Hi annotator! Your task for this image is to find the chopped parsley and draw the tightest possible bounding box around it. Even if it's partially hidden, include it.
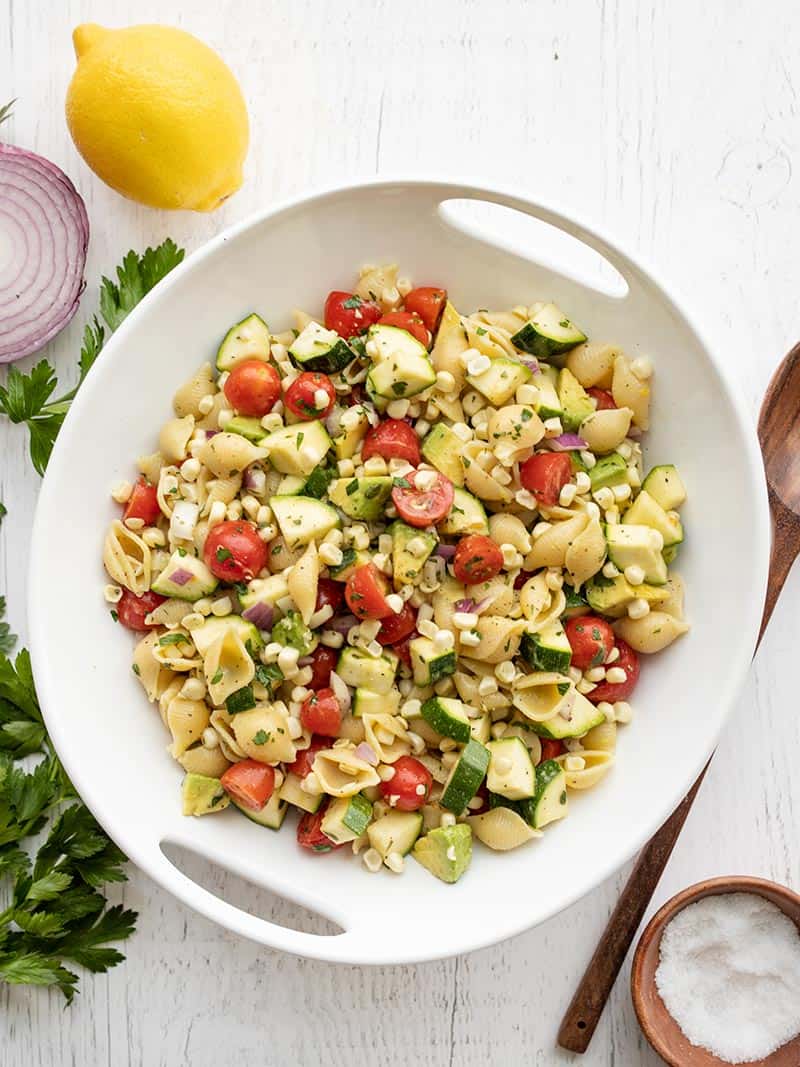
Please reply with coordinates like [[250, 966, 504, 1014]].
[[342, 295, 363, 309], [211, 668, 224, 685], [252, 729, 269, 745], [110, 610, 118, 623], [132, 663, 141, 676], [296, 432, 304, 449], [158, 633, 187, 647], [346, 479, 359, 496], [215, 546, 233, 563], [391, 381, 408, 396]]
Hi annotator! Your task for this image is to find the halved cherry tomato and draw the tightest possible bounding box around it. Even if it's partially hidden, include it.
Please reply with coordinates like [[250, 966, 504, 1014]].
[[404, 287, 447, 335], [220, 759, 275, 811], [287, 737, 328, 779], [377, 602, 417, 645], [203, 520, 267, 582], [587, 639, 640, 704], [284, 371, 336, 420], [361, 419, 421, 465], [345, 562, 393, 620], [299, 687, 342, 736], [324, 291, 382, 338], [223, 359, 281, 417], [379, 755, 432, 812], [587, 387, 617, 411], [297, 803, 343, 852], [391, 470, 455, 528], [116, 589, 166, 632], [519, 452, 573, 507], [539, 739, 565, 762], [392, 631, 418, 669], [453, 534, 504, 584], [306, 646, 338, 690], [123, 479, 161, 526], [377, 311, 430, 347], [565, 615, 616, 670], [315, 577, 344, 614]]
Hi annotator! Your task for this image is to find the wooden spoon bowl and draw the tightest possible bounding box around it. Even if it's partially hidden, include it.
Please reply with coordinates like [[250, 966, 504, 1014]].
[[631, 876, 800, 1066]]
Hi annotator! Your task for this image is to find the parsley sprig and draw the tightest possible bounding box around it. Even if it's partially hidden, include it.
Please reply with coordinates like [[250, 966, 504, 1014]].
[[0, 645, 136, 1001], [0, 239, 184, 475]]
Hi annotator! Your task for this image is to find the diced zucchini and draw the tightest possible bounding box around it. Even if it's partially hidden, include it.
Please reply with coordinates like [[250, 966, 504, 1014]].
[[336, 647, 398, 693], [466, 356, 532, 406], [532, 365, 563, 420], [624, 490, 683, 548], [289, 321, 355, 374], [328, 477, 393, 521], [367, 322, 429, 363], [469, 712, 492, 745], [585, 573, 669, 617], [511, 303, 587, 360], [232, 790, 287, 830], [439, 487, 489, 536], [216, 313, 270, 371], [641, 464, 686, 511], [421, 423, 465, 487], [486, 737, 535, 800], [390, 520, 436, 588], [520, 621, 572, 673], [182, 773, 229, 816], [353, 687, 401, 717], [563, 584, 589, 618], [239, 574, 290, 617], [440, 739, 491, 813], [367, 351, 437, 400], [367, 811, 423, 858], [410, 637, 456, 686], [526, 691, 605, 740], [190, 614, 264, 657], [226, 415, 266, 442], [412, 824, 472, 884], [321, 794, 373, 844], [151, 551, 219, 601], [269, 494, 340, 549], [420, 696, 471, 743], [276, 474, 306, 495], [589, 452, 628, 491], [527, 759, 568, 829], [605, 524, 668, 585], [328, 547, 371, 581], [334, 407, 370, 460], [260, 420, 332, 476], [557, 367, 594, 431], [279, 772, 322, 814]]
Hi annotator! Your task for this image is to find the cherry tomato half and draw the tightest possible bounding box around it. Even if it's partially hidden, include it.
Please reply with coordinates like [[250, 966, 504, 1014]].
[[586, 639, 640, 705], [116, 589, 166, 632], [299, 687, 342, 737], [391, 470, 455, 528], [203, 520, 268, 582], [377, 602, 417, 645], [223, 359, 281, 417], [539, 739, 565, 762], [306, 646, 338, 691], [315, 577, 344, 615], [379, 755, 433, 812], [297, 804, 343, 852], [324, 291, 382, 338], [284, 372, 336, 420], [123, 479, 161, 526], [519, 452, 573, 507], [287, 737, 328, 779], [392, 631, 418, 669], [361, 419, 421, 465], [587, 387, 617, 411], [404, 287, 447, 336], [345, 562, 393, 620], [220, 759, 275, 811], [565, 615, 616, 671], [453, 534, 504, 584], [377, 311, 430, 347]]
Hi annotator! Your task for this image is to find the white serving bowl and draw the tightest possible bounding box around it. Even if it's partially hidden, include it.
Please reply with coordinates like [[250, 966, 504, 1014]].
[[28, 179, 769, 964]]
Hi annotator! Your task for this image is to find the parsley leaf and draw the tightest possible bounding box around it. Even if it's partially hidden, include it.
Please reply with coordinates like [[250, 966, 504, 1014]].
[[0, 240, 184, 476], [0, 99, 15, 126]]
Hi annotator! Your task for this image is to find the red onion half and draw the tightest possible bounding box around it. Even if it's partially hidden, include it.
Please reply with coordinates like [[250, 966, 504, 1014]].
[[547, 433, 588, 452], [0, 142, 89, 362]]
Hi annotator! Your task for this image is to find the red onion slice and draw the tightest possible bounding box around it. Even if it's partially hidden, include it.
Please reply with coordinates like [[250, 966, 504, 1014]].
[[330, 613, 359, 635], [242, 602, 274, 631], [168, 568, 195, 587], [0, 143, 89, 362], [547, 433, 588, 452], [454, 598, 475, 613], [354, 742, 378, 766], [435, 544, 456, 559], [522, 358, 540, 373]]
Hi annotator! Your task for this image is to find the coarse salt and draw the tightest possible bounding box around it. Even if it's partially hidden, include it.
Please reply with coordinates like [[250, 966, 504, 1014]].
[[655, 892, 800, 1063]]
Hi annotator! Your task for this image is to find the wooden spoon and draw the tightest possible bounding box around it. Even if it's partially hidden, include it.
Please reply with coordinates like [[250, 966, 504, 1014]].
[[557, 342, 800, 1054]]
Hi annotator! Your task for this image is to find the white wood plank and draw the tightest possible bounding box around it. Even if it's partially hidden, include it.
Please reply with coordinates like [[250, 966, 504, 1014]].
[[1, 0, 797, 1063]]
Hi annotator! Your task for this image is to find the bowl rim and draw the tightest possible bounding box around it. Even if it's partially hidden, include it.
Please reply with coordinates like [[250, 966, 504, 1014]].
[[631, 876, 800, 1065], [27, 176, 772, 963]]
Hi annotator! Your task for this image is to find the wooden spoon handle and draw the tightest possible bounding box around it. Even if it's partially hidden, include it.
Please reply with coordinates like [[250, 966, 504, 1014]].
[[557, 494, 799, 1054]]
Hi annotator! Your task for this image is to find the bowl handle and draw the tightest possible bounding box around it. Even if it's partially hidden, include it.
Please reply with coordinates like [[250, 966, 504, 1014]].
[[140, 832, 386, 962]]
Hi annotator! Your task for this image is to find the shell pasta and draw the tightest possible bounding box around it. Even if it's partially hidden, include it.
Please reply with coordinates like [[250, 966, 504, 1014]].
[[104, 267, 688, 884]]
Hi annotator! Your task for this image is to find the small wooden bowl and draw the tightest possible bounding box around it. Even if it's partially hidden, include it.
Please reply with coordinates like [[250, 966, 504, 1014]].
[[631, 876, 800, 1066]]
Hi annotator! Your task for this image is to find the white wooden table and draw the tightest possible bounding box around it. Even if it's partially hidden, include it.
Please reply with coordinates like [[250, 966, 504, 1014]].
[[3, 1, 799, 1063]]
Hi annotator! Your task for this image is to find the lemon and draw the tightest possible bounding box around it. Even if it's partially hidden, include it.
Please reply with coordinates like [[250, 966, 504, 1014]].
[[66, 24, 249, 212]]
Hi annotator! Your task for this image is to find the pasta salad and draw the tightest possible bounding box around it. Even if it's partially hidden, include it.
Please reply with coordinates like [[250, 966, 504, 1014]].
[[102, 264, 689, 884]]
